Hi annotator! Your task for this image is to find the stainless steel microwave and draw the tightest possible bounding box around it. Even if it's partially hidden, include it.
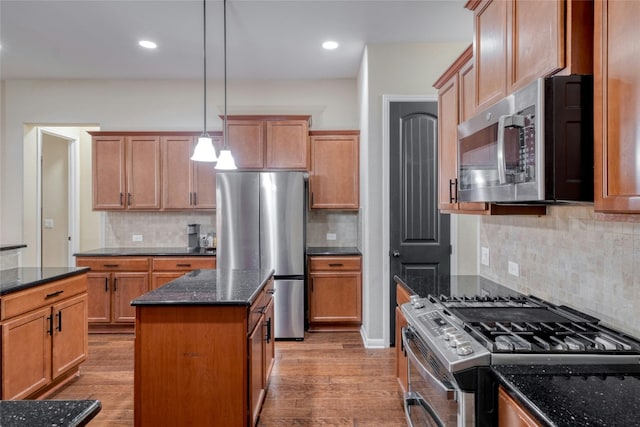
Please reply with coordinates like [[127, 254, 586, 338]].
[[457, 75, 593, 203]]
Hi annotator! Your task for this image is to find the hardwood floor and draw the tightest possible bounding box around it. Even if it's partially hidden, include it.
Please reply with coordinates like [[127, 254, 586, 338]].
[[50, 332, 407, 426]]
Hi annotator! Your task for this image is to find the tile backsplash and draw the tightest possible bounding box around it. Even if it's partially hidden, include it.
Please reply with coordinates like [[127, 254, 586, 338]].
[[104, 209, 360, 249], [479, 205, 640, 338]]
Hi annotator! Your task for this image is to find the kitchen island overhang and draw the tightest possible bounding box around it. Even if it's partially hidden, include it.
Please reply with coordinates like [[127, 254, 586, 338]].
[[131, 268, 275, 427]]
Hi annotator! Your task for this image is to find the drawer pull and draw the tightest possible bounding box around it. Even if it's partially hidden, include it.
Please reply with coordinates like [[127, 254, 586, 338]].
[[329, 263, 343, 267], [176, 263, 192, 267], [47, 314, 54, 336], [266, 289, 276, 295], [105, 278, 109, 292], [255, 306, 267, 315], [56, 311, 62, 332], [45, 290, 64, 299], [103, 264, 120, 268]]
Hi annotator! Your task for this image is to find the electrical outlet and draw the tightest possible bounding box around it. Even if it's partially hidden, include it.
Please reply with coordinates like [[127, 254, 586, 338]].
[[508, 261, 519, 277], [326, 233, 337, 241], [132, 234, 143, 242], [44, 218, 54, 229], [481, 247, 490, 266]]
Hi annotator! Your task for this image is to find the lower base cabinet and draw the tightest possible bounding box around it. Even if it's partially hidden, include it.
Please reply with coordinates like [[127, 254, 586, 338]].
[[134, 278, 274, 426], [498, 386, 543, 427], [395, 283, 412, 392], [1, 274, 88, 400]]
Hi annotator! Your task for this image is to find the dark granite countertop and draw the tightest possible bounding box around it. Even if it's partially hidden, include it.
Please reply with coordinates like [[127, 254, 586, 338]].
[[74, 247, 215, 257], [394, 274, 521, 299], [493, 364, 640, 427], [0, 244, 27, 252], [0, 399, 101, 427], [0, 267, 90, 296], [307, 246, 361, 256], [131, 268, 274, 306]]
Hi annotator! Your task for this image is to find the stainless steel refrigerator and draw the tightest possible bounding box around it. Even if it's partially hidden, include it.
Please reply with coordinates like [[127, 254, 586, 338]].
[[216, 171, 306, 339]]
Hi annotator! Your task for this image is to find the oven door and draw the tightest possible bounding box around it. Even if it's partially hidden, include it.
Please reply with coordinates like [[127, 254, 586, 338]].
[[402, 326, 460, 427]]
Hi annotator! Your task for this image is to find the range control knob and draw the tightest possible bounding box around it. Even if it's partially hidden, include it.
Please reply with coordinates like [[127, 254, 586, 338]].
[[456, 343, 474, 356], [448, 333, 464, 347], [410, 295, 425, 309], [442, 327, 457, 340]]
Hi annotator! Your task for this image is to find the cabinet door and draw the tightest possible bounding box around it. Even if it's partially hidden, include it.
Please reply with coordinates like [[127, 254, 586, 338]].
[[126, 136, 161, 209], [498, 386, 542, 427], [594, 0, 640, 212], [474, 0, 508, 111], [113, 272, 149, 323], [162, 135, 193, 210], [263, 297, 275, 384], [248, 317, 265, 427], [226, 120, 265, 169], [310, 134, 359, 209], [437, 74, 460, 211], [92, 136, 126, 210], [508, 0, 563, 92], [1, 307, 52, 400], [459, 58, 476, 123], [191, 135, 220, 209], [86, 272, 112, 324], [266, 120, 309, 169], [51, 294, 88, 379], [308, 271, 362, 324], [395, 306, 408, 393]]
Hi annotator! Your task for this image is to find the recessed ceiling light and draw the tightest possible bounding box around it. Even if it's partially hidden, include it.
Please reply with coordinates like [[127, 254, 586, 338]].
[[322, 41, 339, 50], [139, 40, 157, 49]]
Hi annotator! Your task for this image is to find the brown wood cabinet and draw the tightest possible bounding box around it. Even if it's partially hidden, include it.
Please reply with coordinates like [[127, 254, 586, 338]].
[[224, 115, 311, 170], [1, 274, 88, 400], [134, 277, 274, 426], [308, 255, 362, 332], [76, 257, 150, 333], [498, 386, 543, 427], [467, 0, 593, 112], [90, 133, 161, 210], [150, 256, 216, 289], [395, 283, 412, 393], [309, 131, 360, 210], [594, 0, 640, 213], [162, 135, 219, 210]]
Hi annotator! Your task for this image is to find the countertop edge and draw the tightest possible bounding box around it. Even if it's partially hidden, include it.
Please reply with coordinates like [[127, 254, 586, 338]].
[[0, 267, 90, 296], [0, 244, 27, 252], [491, 368, 554, 427], [306, 246, 362, 256]]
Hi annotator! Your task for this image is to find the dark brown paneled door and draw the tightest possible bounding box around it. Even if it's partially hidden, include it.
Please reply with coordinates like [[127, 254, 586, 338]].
[[389, 101, 450, 346]]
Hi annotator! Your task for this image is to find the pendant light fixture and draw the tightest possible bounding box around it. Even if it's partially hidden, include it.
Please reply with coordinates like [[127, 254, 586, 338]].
[[191, 0, 218, 162], [215, 0, 237, 170]]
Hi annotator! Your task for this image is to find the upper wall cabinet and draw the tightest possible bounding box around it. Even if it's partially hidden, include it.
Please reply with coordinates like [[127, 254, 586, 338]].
[[466, 0, 593, 112], [91, 133, 161, 210], [309, 131, 360, 210], [224, 115, 311, 170], [594, 0, 640, 213]]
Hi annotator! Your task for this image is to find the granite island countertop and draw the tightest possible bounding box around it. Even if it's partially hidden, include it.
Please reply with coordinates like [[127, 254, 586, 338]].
[[0, 399, 101, 427], [0, 267, 90, 296], [74, 247, 215, 257], [394, 274, 521, 299], [492, 364, 640, 427], [131, 268, 274, 306]]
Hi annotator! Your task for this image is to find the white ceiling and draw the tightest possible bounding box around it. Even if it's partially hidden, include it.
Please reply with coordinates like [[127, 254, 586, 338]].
[[0, 0, 473, 80]]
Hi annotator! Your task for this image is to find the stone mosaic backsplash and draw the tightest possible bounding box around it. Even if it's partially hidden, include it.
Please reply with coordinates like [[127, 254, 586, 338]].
[[479, 205, 640, 338], [104, 209, 360, 249], [0, 249, 21, 271]]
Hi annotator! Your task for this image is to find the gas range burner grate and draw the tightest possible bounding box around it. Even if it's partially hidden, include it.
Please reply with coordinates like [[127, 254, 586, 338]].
[[466, 320, 640, 354], [434, 294, 538, 308]]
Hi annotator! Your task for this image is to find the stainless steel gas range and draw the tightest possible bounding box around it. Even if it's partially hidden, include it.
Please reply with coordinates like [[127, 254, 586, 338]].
[[401, 293, 640, 426]]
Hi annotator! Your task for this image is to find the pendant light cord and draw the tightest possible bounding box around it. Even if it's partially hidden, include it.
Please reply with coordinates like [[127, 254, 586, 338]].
[[223, 0, 228, 149], [202, 0, 208, 137]]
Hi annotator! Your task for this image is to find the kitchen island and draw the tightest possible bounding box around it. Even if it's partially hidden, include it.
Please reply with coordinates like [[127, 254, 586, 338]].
[[0, 399, 101, 427], [131, 268, 275, 427]]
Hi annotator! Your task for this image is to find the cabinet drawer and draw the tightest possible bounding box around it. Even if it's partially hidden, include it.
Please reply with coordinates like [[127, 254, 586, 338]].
[[76, 257, 150, 272], [1, 274, 87, 321], [248, 293, 267, 334], [309, 256, 361, 271], [152, 257, 216, 271]]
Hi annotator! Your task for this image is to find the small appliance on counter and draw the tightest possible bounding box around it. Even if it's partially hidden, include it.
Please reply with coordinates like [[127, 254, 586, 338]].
[[187, 224, 201, 251]]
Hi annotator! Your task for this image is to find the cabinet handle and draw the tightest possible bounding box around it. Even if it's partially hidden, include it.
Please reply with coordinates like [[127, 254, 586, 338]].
[[127, 193, 132, 206], [114, 278, 118, 292], [454, 178, 458, 203], [266, 288, 276, 295], [449, 179, 455, 204], [105, 278, 109, 292], [176, 263, 192, 267], [103, 264, 120, 268], [47, 314, 53, 336], [189, 192, 193, 206], [56, 311, 62, 332], [193, 192, 197, 206], [265, 317, 272, 344], [120, 193, 124, 206], [45, 290, 64, 299], [328, 263, 343, 267]]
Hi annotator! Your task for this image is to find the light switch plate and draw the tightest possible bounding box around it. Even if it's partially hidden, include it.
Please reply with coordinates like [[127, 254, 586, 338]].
[[508, 261, 519, 277], [481, 247, 490, 266], [326, 233, 337, 241], [132, 234, 143, 242], [44, 218, 54, 229]]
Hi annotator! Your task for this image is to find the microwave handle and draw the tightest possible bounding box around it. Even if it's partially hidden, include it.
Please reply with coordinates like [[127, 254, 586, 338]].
[[496, 114, 509, 184]]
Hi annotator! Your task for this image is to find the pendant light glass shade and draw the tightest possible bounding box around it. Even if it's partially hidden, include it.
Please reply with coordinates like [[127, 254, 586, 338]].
[[214, 0, 237, 170], [215, 148, 237, 169], [190, 135, 218, 162]]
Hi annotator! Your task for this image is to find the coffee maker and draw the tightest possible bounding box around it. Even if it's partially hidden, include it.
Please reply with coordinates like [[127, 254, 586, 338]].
[[187, 224, 201, 251]]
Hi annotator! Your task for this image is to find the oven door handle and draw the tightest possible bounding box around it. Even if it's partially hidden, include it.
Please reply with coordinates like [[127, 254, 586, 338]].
[[402, 326, 456, 400], [404, 391, 445, 427]]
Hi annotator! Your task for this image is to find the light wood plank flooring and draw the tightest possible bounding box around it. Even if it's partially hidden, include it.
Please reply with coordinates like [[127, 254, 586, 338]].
[[50, 332, 407, 426]]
